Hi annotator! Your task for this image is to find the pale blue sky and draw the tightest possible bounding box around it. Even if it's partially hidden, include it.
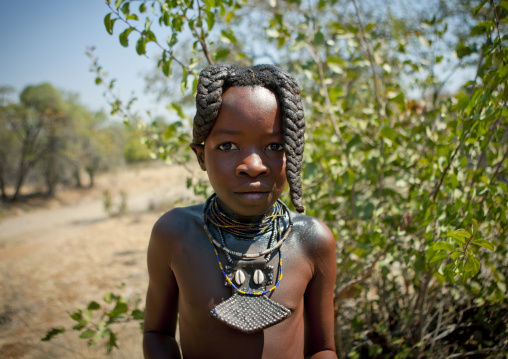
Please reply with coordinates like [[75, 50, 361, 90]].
[[0, 0, 474, 118], [0, 0, 163, 117]]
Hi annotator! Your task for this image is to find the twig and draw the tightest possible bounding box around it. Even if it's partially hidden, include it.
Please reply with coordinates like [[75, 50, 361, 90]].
[[191, 1, 214, 65], [431, 141, 462, 202], [351, 0, 386, 199], [254, 5, 376, 147], [446, 348, 494, 358], [106, 4, 197, 77], [429, 304, 443, 352], [335, 246, 388, 298], [490, 0, 506, 66], [491, 137, 508, 183]]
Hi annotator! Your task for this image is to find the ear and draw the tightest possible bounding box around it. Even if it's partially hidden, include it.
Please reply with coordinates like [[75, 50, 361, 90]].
[[190, 143, 206, 171]]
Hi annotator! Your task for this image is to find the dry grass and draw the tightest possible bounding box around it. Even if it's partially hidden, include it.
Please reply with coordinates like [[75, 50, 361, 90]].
[[0, 162, 201, 358]]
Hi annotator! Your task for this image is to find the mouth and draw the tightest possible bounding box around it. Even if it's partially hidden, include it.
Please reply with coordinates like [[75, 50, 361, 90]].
[[234, 192, 270, 201], [234, 185, 271, 201]]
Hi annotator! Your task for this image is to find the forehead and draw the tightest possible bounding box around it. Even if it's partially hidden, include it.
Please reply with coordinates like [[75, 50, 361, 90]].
[[204, 86, 282, 138], [221, 86, 279, 115]]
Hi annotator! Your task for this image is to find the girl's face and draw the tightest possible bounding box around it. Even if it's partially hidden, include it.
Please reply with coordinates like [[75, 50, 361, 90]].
[[194, 86, 287, 220]]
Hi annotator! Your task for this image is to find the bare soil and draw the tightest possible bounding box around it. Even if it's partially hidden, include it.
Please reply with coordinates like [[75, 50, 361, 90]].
[[0, 163, 200, 359]]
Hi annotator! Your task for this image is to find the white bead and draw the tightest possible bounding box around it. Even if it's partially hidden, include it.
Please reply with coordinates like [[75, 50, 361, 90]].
[[253, 269, 265, 285], [234, 270, 246, 285]]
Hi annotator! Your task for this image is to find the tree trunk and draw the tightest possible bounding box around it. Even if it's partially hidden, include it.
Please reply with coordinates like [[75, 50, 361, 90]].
[[73, 165, 82, 188], [86, 167, 95, 188], [0, 157, 7, 201], [11, 158, 29, 202]]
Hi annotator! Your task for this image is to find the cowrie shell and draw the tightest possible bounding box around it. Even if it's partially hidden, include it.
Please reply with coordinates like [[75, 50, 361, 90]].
[[253, 269, 265, 285], [234, 270, 246, 285]]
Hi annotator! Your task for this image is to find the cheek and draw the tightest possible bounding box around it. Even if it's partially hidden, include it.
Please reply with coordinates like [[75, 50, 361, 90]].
[[276, 155, 288, 188]]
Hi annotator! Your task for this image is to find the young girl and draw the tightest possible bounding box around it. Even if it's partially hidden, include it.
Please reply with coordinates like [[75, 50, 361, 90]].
[[143, 64, 337, 359]]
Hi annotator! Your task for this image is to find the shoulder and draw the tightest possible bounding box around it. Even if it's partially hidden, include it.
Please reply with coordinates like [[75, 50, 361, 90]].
[[290, 212, 336, 258], [150, 203, 204, 248]]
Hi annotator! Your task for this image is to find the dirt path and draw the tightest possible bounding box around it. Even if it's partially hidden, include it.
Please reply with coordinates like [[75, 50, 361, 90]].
[[0, 163, 199, 359]]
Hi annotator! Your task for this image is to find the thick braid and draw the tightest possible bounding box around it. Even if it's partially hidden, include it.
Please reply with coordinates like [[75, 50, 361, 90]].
[[192, 64, 306, 213], [252, 65, 305, 213], [193, 64, 238, 144]]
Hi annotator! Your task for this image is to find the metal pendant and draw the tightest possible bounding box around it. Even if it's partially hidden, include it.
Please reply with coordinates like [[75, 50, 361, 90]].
[[210, 259, 291, 333], [210, 292, 291, 333]]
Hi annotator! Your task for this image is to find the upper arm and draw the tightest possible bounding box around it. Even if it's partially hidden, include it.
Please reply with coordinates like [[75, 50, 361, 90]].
[[303, 219, 337, 357], [144, 212, 180, 336]]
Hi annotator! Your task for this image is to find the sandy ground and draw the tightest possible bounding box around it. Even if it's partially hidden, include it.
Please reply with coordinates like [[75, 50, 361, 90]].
[[0, 163, 201, 359]]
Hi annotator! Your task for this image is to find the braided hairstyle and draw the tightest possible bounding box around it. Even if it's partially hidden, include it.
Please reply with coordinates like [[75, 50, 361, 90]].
[[192, 64, 306, 213]]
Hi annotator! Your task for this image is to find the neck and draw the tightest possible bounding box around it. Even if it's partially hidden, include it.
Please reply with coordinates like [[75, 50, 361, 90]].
[[216, 197, 274, 224]]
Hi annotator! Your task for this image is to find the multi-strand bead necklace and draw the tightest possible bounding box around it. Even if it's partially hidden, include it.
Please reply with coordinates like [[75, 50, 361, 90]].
[[202, 193, 293, 296]]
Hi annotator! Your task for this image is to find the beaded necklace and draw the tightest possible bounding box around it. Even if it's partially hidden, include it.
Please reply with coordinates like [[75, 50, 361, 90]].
[[207, 196, 286, 239], [202, 194, 293, 259], [202, 194, 293, 332]]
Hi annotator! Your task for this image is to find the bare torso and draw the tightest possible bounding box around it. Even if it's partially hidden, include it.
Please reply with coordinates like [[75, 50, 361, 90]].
[[144, 204, 336, 359]]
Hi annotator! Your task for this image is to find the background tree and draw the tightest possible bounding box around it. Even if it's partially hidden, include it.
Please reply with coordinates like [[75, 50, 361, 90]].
[[0, 84, 129, 201]]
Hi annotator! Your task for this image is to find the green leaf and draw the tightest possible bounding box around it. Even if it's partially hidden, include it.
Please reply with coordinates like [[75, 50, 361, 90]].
[[431, 242, 455, 252], [136, 36, 146, 55], [389, 93, 405, 108], [120, 2, 130, 16], [314, 32, 325, 47], [443, 263, 456, 283], [119, 28, 133, 47], [104, 292, 119, 303], [87, 301, 101, 310], [473, 0, 488, 14], [79, 329, 96, 339], [499, 1, 508, 11], [446, 229, 471, 245], [69, 311, 82, 321], [162, 59, 172, 77], [380, 126, 397, 141], [126, 14, 139, 20], [219, 29, 237, 44], [168, 33, 178, 47], [104, 13, 117, 35], [471, 218, 478, 234], [41, 328, 65, 341], [464, 256, 480, 276], [471, 20, 494, 36], [72, 320, 87, 330], [205, 9, 215, 30], [215, 48, 230, 61], [430, 251, 449, 264], [108, 301, 128, 318], [450, 252, 462, 260], [472, 239, 495, 252], [107, 331, 119, 354], [204, 0, 215, 10], [145, 16, 152, 32], [327, 55, 345, 74], [170, 103, 186, 118], [131, 309, 145, 320]]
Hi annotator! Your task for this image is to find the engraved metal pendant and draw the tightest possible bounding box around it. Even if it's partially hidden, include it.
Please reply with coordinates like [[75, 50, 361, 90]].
[[210, 259, 291, 333], [210, 293, 291, 333]]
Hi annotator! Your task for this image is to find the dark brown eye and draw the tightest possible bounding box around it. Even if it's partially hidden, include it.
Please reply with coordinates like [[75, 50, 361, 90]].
[[266, 143, 284, 152], [218, 143, 238, 151]]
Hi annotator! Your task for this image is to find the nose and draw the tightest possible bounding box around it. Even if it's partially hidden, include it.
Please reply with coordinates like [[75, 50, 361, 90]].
[[236, 151, 269, 178]]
